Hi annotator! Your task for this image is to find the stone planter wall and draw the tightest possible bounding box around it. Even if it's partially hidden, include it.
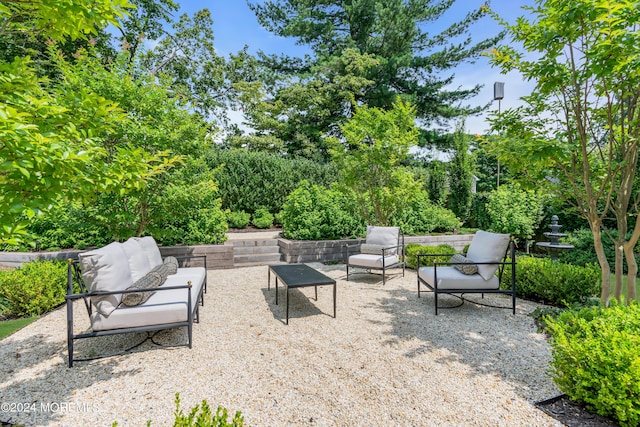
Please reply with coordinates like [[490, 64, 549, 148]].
[[278, 233, 474, 264], [0, 234, 474, 269]]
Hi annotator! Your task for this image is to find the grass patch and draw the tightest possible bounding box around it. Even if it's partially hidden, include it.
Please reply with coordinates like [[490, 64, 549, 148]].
[[609, 274, 639, 300], [0, 316, 39, 340]]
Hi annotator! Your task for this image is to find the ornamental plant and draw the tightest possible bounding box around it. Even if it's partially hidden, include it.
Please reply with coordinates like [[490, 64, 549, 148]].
[[500, 256, 600, 306], [545, 302, 640, 426], [0, 260, 67, 317]]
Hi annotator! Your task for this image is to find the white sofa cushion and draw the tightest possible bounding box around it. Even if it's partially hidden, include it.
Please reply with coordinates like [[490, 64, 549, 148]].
[[90, 267, 206, 331], [349, 253, 400, 269], [121, 238, 152, 282], [418, 266, 500, 290], [366, 226, 400, 255], [133, 236, 163, 268], [79, 242, 133, 317], [465, 230, 510, 280]]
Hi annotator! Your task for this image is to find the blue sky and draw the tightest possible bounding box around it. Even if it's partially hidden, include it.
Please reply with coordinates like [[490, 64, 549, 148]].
[[171, 1, 535, 134]]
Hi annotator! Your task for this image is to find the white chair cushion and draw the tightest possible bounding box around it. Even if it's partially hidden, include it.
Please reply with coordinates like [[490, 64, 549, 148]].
[[133, 236, 163, 268], [79, 242, 133, 317], [418, 266, 499, 290], [349, 253, 400, 269], [121, 238, 152, 282], [89, 267, 206, 331], [465, 230, 510, 280], [366, 226, 400, 255]]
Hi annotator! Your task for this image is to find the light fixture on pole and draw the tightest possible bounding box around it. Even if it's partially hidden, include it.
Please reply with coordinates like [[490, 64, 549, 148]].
[[493, 82, 504, 187]]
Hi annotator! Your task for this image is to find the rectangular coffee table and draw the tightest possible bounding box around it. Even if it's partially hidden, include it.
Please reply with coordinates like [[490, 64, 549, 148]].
[[268, 264, 336, 324]]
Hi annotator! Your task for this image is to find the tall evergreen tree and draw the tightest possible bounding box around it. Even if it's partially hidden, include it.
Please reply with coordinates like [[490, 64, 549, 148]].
[[246, 0, 501, 159]]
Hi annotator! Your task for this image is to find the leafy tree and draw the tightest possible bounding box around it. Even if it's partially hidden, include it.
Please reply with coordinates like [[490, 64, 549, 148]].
[[485, 183, 545, 243], [487, 0, 640, 302], [239, 48, 379, 160], [247, 0, 501, 157], [329, 99, 421, 225], [447, 124, 475, 222], [427, 161, 448, 206], [139, 8, 253, 128], [0, 0, 138, 245]]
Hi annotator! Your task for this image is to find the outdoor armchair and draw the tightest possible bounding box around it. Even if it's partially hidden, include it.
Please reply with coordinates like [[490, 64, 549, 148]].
[[346, 225, 405, 285], [417, 230, 516, 315]]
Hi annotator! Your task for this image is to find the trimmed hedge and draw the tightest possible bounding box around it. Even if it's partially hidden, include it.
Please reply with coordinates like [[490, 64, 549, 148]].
[[252, 208, 274, 229], [501, 256, 600, 306], [0, 260, 68, 317], [206, 149, 336, 214], [546, 302, 640, 426], [405, 243, 457, 270], [227, 211, 251, 229], [280, 181, 365, 240]]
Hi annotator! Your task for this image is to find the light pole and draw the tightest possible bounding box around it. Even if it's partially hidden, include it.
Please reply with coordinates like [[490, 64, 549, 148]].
[[493, 82, 504, 188]]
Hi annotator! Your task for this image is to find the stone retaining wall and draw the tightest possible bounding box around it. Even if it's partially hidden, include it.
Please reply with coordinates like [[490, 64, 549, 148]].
[[0, 234, 474, 269], [278, 233, 474, 264]]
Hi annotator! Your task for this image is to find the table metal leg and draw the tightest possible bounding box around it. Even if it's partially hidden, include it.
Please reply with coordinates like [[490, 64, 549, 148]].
[[285, 286, 289, 325], [275, 277, 279, 305], [314, 285, 318, 300], [268, 268, 271, 291], [333, 282, 336, 318]]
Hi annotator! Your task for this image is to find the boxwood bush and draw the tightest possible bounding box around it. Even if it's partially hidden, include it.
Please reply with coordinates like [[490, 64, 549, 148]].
[[501, 256, 600, 306], [227, 211, 251, 229], [404, 243, 457, 270], [280, 181, 365, 240], [252, 208, 274, 229], [545, 302, 640, 426], [0, 260, 68, 317]]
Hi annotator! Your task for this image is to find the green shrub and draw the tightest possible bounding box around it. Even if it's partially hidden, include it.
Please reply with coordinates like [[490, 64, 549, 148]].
[[546, 302, 640, 426], [206, 149, 336, 214], [485, 183, 545, 242], [405, 243, 457, 269], [0, 260, 67, 317], [252, 208, 274, 229], [113, 393, 245, 427], [501, 256, 600, 306], [391, 191, 461, 235], [227, 211, 251, 229], [149, 160, 228, 246], [0, 293, 9, 316], [280, 181, 365, 240]]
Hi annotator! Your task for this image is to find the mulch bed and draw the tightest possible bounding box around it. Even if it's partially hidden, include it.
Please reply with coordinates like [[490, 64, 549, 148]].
[[536, 395, 619, 426]]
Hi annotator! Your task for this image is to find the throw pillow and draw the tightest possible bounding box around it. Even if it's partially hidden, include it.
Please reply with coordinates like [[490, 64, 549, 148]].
[[163, 256, 179, 275], [360, 243, 385, 255], [450, 254, 478, 275], [149, 263, 172, 282], [121, 271, 164, 306]]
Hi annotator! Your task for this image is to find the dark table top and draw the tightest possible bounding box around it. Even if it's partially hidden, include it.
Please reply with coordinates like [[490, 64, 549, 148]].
[[269, 264, 335, 287]]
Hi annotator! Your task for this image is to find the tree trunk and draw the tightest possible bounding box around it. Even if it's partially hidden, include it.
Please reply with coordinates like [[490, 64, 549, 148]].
[[592, 227, 611, 304], [614, 237, 624, 301]]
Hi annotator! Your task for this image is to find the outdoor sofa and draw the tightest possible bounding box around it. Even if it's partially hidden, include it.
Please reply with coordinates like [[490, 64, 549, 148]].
[[65, 236, 207, 367]]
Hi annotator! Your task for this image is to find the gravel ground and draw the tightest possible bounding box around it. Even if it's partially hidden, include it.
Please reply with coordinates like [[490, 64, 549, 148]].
[[0, 263, 562, 426]]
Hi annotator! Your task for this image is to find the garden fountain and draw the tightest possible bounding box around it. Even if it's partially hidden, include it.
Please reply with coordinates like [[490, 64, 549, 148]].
[[536, 215, 574, 260]]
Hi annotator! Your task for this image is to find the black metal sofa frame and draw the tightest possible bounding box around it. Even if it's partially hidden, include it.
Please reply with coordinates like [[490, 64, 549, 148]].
[[65, 255, 206, 367]]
